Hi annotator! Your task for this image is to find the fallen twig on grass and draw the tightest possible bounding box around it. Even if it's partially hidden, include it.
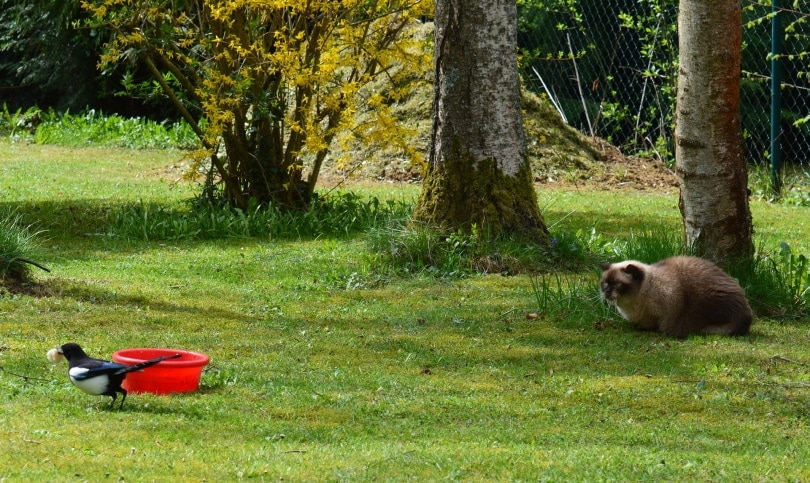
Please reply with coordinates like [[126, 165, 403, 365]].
[[0, 365, 50, 383], [770, 355, 807, 366]]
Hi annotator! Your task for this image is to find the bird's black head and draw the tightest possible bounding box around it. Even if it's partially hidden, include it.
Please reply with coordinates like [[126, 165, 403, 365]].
[[58, 343, 90, 361]]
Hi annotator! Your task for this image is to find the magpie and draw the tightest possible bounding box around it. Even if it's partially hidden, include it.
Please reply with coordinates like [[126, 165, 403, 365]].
[[47, 342, 180, 409]]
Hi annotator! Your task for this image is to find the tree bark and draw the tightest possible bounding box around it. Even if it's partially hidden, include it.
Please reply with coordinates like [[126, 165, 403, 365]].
[[413, 0, 548, 242], [675, 0, 753, 261]]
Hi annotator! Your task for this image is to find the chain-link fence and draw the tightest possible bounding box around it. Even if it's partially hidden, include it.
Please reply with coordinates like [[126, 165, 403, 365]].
[[518, 0, 810, 167]]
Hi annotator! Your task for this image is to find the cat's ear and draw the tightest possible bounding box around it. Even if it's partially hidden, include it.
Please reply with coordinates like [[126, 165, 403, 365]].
[[600, 262, 611, 271], [622, 263, 645, 281]]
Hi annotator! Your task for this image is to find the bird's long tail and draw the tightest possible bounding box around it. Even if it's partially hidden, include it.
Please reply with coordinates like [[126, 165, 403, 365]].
[[122, 353, 182, 373]]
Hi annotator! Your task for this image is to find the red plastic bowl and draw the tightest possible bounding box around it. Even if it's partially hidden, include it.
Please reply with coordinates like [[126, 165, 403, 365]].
[[113, 348, 210, 394]]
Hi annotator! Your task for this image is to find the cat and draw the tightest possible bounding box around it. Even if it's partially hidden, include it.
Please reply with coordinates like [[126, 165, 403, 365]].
[[599, 256, 753, 338]]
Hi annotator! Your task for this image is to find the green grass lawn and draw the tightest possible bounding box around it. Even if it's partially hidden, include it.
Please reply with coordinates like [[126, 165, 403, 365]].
[[1, 143, 809, 480]]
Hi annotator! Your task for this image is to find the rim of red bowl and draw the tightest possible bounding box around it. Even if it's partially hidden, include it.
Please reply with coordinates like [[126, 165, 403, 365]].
[[113, 348, 210, 368]]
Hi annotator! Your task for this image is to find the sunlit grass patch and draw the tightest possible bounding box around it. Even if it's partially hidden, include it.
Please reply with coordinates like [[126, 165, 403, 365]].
[[0, 143, 809, 480]]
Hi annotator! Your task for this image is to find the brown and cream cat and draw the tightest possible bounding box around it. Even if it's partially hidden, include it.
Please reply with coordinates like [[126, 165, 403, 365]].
[[600, 256, 753, 338]]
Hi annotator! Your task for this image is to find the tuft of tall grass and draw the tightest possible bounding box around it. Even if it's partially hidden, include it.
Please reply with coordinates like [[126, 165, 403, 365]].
[[366, 221, 564, 277], [107, 192, 412, 241], [0, 211, 47, 282], [528, 228, 686, 330], [775, 242, 810, 304], [733, 242, 810, 319], [748, 162, 810, 207], [609, 228, 691, 263], [366, 222, 688, 278], [366, 221, 474, 277], [529, 271, 617, 327]]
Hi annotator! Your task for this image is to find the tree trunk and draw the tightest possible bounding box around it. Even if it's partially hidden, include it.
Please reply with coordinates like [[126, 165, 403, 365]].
[[675, 0, 753, 261], [412, 0, 548, 242]]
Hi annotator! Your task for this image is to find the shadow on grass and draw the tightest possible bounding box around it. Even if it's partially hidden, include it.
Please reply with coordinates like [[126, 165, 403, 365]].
[[1, 199, 117, 239], [3, 191, 412, 245], [47, 278, 257, 325], [4, 198, 685, 243]]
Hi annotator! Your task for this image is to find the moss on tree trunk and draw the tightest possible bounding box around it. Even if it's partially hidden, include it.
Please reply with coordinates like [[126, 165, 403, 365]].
[[414, 139, 548, 241]]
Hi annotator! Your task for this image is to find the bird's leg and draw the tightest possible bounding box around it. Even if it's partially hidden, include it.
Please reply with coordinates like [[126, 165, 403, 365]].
[[118, 389, 128, 410]]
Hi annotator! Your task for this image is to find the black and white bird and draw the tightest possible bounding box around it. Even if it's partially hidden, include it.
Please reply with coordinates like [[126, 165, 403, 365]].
[[47, 342, 180, 409]]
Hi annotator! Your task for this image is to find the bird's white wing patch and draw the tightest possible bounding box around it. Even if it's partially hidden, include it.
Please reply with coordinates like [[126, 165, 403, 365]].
[[68, 367, 89, 377], [68, 368, 109, 396]]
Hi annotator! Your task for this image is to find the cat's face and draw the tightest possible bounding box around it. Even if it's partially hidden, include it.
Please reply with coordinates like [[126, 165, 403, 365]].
[[599, 262, 645, 305]]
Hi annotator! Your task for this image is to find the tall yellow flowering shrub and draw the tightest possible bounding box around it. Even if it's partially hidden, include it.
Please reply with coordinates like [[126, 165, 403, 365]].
[[83, 0, 431, 209]]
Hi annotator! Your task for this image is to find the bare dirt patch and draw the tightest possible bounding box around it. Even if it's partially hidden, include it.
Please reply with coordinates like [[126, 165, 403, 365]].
[[1, 277, 54, 297], [317, 86, 677, 192], [539, 137, 679, 191]]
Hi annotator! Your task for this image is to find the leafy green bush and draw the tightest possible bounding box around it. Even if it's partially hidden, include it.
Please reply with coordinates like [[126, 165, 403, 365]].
[[0, 105, 42, 140], [518, 0, 678, 162], [0, 0, 102, 111], [33, 109, 199, 149]]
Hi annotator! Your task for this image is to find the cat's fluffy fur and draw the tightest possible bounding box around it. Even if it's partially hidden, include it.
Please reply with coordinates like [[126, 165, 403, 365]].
[[600, 256, 753, 338]]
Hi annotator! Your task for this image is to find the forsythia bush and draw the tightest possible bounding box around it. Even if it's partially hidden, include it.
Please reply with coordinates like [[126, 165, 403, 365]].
[[83, 0, 432, 208]]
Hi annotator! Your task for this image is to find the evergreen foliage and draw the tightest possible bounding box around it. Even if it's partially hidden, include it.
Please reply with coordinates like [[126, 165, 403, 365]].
[[0, 0, 101, 110]]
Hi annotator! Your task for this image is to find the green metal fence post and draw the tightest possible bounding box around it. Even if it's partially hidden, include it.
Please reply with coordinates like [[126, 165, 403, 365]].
[[771, 0, 783, 197]]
